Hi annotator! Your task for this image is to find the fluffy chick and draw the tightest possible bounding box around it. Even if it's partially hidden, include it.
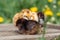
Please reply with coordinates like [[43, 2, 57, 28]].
[[16, 18, 42, 35]]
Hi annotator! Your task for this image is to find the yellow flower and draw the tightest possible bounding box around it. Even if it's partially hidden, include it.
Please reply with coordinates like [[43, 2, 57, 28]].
[[57, 12, 60, 16], [48, 0, 53, 3], [58, 1, 60, 5], [30, 7, 38, 12], [44, 9, 53, 16], [0, 17, 4, 23]]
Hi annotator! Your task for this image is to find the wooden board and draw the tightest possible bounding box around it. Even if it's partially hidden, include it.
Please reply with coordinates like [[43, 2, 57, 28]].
[[0, 24, 60, 40]]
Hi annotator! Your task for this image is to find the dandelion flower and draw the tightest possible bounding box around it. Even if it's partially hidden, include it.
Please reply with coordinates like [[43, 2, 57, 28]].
[[0, 17, 4, 23], [48, 0, 53, 3], [57, 12, 60, 16], [44, 10, 53, 16], [58, 1, 60, 5], [30, 7, 38, 12]]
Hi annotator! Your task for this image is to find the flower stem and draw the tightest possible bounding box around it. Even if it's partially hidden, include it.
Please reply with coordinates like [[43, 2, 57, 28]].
[[41, 16, 50, 40]]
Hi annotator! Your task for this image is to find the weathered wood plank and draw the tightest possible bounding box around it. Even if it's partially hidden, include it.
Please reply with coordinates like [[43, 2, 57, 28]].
[[0, 33, 60, 40], [47, 24, 60, 29], [0, 24, 60, 40]]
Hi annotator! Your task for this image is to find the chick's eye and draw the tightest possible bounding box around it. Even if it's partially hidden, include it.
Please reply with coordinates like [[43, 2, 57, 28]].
[[27, 11, 29, 13]]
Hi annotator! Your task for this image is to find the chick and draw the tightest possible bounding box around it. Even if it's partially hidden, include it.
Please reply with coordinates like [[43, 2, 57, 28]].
[[13, 9, 43, 34], [13, 13, 20, 26], [16, 18, 42, 35], [21, 9, 32, 19], [31, 12, 38, 22], [20, 9, 38, 21], [37, 12, 44, 27]]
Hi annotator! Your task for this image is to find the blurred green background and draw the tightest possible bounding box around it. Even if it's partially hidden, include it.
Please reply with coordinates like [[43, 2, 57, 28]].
[[0, 0, 60, 24]]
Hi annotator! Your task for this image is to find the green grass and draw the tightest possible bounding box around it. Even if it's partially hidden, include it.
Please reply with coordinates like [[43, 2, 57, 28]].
[[0, 0, 60, 23]]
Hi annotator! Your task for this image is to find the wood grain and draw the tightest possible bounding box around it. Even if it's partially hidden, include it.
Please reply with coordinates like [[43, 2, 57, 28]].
[[0, 24, 60, 40]]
